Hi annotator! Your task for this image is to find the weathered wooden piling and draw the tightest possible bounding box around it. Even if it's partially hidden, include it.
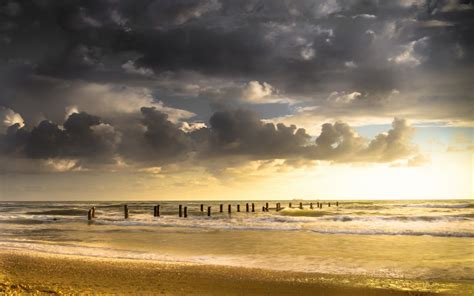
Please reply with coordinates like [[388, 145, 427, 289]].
[[228, 204, 231, 213], [91, 206, 96, 218], [336, 201, 339, 207], [328, 202, 331, 207], [124, 205, 129, 219], [310, 203, 313, 209], [246, 203, 249, 212], [220, 204, 223, 212], [252, 203, 255, 212], [276, 203, 281, 211], [184, 206, 188, 218], [289, 202, 292, 208], [200, 204, 204, 212], [265, 202, 269, 210], [153, 205, 157, 216], [237, 204, 240, 212], [87, 209, 92, 220], [207, 206, 211, 217], [179, 205, 183, 217], [262, 206, 265, 212], [156, 205, 160, 217], [299, 202, 303, 209]]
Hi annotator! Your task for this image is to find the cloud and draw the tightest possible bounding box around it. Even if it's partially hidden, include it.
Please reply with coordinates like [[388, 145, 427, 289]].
[[198, 80, 290, 105], [0, 0, 470, 176], [352, 14, 377, 19], [140, 106, 192, 160], [0, 76, 194, 125], [0, 106, 422, 173], [205, 109, 311, 159], [121, 60, 154, 76], [0, 106, 24, 133], [197, 110, 421, 167], [363, 118, 418, 162], [389, 37, 429, 67], [446, 131, 474, 153], [327, 91, 362, 104], [2, 112, 121, 163], [0, 0, 472, 130]]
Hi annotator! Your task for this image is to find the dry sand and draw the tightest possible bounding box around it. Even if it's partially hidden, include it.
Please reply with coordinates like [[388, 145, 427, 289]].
[[0, 249, 460, 295]]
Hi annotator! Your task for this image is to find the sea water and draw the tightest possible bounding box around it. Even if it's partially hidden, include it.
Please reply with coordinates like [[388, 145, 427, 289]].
[[0, 200, 473, 291]]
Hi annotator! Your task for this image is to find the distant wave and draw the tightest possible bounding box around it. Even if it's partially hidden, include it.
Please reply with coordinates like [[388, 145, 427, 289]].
[[309, 229, 474, 238], [25, 209, 87, 216], [401, 203, 473, 209], [321, 214, 474, 222]]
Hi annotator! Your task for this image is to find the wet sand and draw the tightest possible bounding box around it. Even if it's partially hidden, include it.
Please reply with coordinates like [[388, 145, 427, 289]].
[[0, 250, 462, 295]]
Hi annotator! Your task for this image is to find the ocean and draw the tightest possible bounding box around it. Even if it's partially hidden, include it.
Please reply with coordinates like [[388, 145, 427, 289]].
[[0, 199, 473, 291]]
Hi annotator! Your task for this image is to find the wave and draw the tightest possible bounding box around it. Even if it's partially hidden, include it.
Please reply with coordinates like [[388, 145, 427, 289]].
[[0, 218, 51, 225], [25, 209, 87, 216], [401, 203, 473, 209], [323, 215, 474, 222], [278, 208, 333, 217], [309, 229, 474, 238]]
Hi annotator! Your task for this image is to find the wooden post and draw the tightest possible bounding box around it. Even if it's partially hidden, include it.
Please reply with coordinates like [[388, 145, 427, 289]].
[[207, 206, 211, 217], [276, 203, 280, 211], [265, 202, 269, 211], [179, 205, 183, 217], [153, 205, 157, 217], [237, 205, 240, 212], [246, 203, 249, 212], [220, 204, 223, 212], [156, 205, 160, 217], [87, 209, 92, 220], [310, 203, 313, 209], [184, 206, 188, 218], [124, 205, 129, 219], [328, 202, 331, 207], [289, 202, 292, 208], [228, 204, 231, 213], [336, 201, 339, 207], [262, 206, 265, 212], [91, 206, 96, 218], [299, 202, 303, 209], [251, 203, 255, 212], [200, 204, 204, 212]]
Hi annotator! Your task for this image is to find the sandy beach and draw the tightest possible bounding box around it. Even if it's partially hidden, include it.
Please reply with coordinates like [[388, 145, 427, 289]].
[[1, 249, 466, 296]]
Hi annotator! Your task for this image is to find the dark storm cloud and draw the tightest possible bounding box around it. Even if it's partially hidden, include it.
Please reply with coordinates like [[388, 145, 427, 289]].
[[0, 0, 471, 173], [2, 112, 120, 161], [0, 106, 420, 172], [2, 1, 472, 80], [1, 0, 471, 127], [139, 106, 192, 160], [199, 109, 419, 164], [205, 109, 310, 158]]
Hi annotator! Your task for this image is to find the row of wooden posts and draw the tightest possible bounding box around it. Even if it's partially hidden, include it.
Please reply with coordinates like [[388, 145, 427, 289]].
[[88, 202, 339, 220]]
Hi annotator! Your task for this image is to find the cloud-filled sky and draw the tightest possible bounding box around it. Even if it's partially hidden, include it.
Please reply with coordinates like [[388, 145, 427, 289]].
[[0, 0, 472, 200]]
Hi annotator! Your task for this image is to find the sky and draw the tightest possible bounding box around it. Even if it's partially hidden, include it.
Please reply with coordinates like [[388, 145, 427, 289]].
[[0, 0, 472, 201]]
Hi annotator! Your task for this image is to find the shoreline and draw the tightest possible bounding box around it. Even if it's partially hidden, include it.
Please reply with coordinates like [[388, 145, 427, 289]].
[[1, 249, 470, 295]]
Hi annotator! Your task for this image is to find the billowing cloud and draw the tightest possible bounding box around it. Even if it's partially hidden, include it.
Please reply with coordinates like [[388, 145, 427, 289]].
[[140, 106, 192, 160], [205, 109, 311, 159], [0, 106, 422, 173], [2, 112, 121, 163]]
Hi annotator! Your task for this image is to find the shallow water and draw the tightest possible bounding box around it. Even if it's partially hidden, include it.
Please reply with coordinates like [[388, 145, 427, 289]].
[[0, 200, 473, 284]]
